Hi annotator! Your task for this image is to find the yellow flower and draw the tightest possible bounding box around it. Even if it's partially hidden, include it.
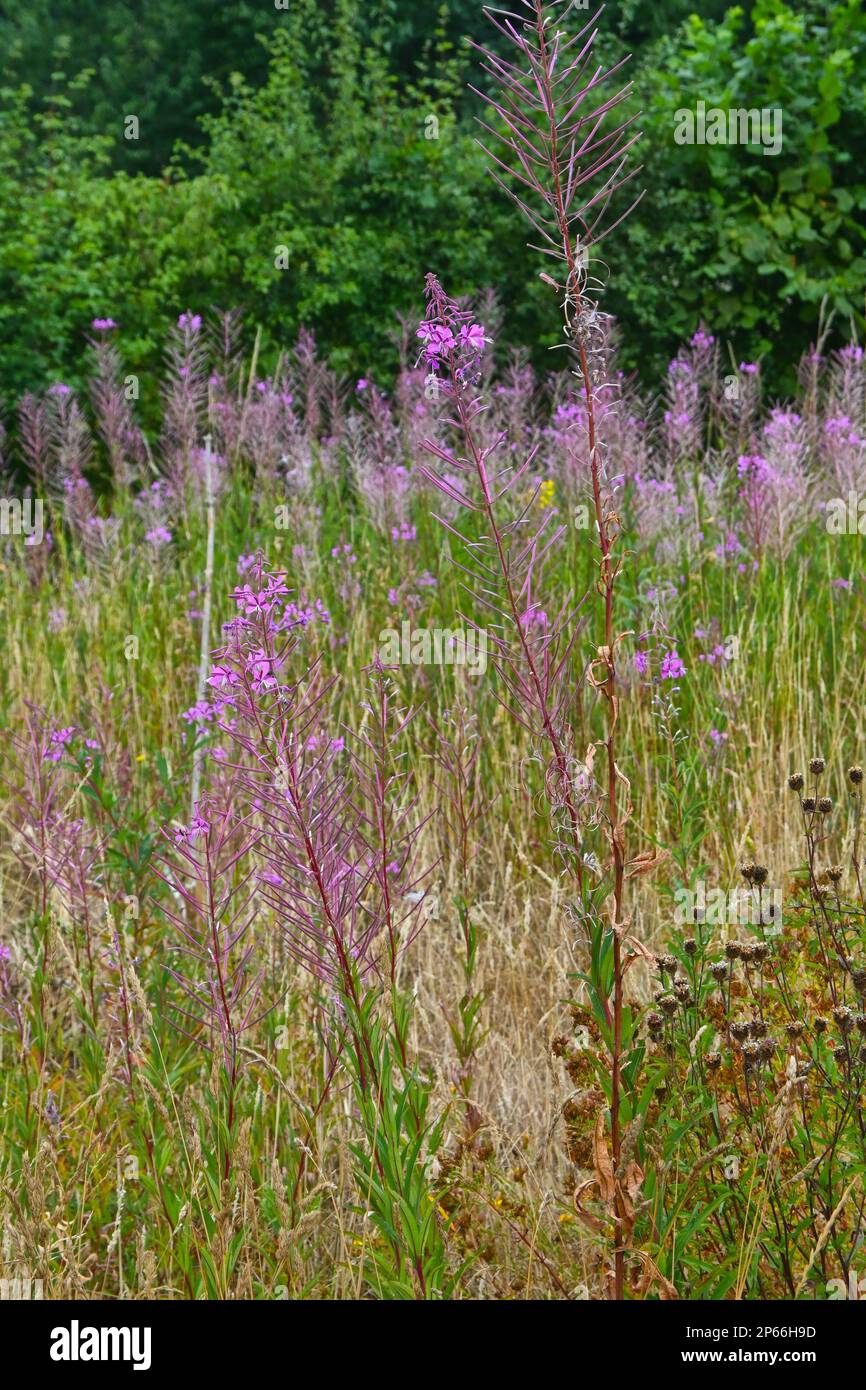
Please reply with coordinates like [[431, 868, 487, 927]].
[[538, 479, 556, 509]]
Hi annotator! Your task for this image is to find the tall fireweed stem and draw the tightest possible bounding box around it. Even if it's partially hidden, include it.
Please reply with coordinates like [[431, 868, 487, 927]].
[[419, 0, 644, 1297]]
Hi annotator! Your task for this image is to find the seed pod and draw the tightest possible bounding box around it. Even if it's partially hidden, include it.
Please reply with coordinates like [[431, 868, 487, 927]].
[[788, 773, 804, 791], [827, 865, 844, 883], [809, 758, 826, 775], [802, 797, 817, 813], [683, 938, 697, 956], [742, 1041, 761, 1070], [814, 1016, 828, 1034], [731, 1020, 751, 1042], [725, 942, 742, 960], [706, 1052, 721, 1071], [710, 962, 729, 983], [751, 942, 769, 964], [849, 766, 864, 786], [786, 1021, 805, 1039], [659, 995, 677, 1016], [818, 797, 833, 814], [752, 865, 769, 886], [751, 1019, 769, 1039]]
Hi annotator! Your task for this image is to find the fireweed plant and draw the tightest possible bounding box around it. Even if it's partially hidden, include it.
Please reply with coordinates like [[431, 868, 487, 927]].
[[418, 1, 657, 1299], [177, 559, 452, 1297]]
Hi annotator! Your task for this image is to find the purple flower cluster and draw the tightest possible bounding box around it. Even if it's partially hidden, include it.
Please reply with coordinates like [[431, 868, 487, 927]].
[[660, 650, 686, 681], [43, 726, 76, 762], [416, 300, 490, 380], [145, 525, 173, 546]]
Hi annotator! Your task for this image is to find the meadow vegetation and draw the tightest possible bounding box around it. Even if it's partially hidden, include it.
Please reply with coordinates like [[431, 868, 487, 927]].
[[1, 0, 865, 1302]]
